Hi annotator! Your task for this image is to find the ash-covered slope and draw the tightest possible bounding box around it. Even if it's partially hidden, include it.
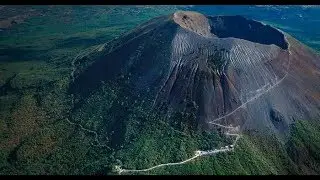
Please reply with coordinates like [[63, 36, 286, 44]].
[[70, 11, 320, 140]]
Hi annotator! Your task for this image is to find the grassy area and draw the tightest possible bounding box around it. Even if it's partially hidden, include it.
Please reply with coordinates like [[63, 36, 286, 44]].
[[0, 6, 186, 175], [111, 119, 320, 175], [0, 6, 319, 175]]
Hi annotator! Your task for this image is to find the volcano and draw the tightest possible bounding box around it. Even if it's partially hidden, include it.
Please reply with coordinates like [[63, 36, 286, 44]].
[[70, 11, 320, 142]]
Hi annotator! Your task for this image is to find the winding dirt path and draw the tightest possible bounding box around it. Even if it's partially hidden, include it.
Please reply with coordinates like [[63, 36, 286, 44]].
[[116, 39, 292, 175], [64, 36, 292, 175], [66, 44, 111, 149], [116, 123, 240, 174]]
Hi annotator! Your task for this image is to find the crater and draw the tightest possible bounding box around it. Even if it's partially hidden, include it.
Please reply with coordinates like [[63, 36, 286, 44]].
[[208, 15, 288, 49], [172, 11, 288, 50]]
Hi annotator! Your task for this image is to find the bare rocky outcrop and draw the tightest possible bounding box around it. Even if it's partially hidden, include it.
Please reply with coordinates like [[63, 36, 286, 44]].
[[172, 11, 214, 38], [70, 11, 320, 143]]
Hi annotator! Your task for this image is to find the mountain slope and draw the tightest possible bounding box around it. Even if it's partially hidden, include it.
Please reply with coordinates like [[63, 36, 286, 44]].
[[70, 11, 320, 143], [65, 11, 320, 175]]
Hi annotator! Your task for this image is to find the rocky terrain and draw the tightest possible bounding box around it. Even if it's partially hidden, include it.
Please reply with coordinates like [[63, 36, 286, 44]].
[[71, 11, 320, 144], [1, 7, 320, 175]]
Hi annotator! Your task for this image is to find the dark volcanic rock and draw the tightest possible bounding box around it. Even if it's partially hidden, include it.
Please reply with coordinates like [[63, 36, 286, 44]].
[[70, 11, 320, 140]]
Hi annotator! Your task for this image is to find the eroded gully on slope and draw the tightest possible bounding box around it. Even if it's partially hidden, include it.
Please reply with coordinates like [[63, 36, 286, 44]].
[[65, 38, 292, 174], [116, 42, 292, 174]]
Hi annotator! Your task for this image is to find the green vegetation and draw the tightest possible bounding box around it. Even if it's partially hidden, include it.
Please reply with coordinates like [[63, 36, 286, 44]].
[[0, 6, 183, 175], [0, 6, 319, 175], [113, 119, 320, 175]]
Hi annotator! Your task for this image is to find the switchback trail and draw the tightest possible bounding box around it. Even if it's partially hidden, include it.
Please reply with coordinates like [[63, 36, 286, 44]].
[[116, 41, 292, 175], [116, 123, 241, 174], [65, 37, 292, 175]]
